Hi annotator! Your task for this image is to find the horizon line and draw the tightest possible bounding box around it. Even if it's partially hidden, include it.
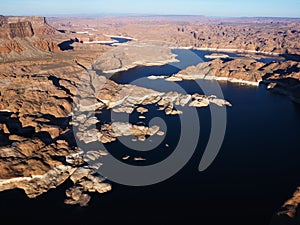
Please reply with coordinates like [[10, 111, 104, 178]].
[[1, 13, 300, 19]]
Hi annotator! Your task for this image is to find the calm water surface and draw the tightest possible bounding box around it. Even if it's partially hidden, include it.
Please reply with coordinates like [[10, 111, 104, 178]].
[[1, 49, 300, 225]]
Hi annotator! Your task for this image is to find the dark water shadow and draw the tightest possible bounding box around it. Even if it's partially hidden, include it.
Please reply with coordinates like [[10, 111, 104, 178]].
[[58, 38, 79, 51], [280, 53, 300, 62]]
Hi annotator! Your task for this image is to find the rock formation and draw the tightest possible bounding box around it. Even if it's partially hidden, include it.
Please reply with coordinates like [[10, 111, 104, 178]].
[[0, 16, 60, 58]]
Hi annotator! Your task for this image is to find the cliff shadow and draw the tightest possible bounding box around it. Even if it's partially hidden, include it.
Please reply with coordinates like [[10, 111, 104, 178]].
[[48, 75, 74, 101], [262, 65, 300, 80], [270, 213, 300, 225], [58, 38, 79, 51], [0, 130, 11, 146], [0, 111, 75, 147], [280, 53, 300, 62]]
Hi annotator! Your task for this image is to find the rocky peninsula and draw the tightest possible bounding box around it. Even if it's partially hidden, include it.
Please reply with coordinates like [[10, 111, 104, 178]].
[[163, 57, 300, 103]]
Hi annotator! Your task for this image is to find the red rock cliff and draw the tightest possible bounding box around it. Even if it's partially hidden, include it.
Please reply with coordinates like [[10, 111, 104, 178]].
[[0, 16, 57, 39], [0, 16, 60, 55], [7, 16, 57, 36], [0, 21, 34, 39]]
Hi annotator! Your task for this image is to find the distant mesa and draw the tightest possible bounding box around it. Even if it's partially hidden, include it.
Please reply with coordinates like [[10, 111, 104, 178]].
[[0, 15, 60, 56], [0, 16, 57, 39]]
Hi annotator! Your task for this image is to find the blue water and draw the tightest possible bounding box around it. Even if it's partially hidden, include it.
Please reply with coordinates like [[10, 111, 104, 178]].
[[111, 37, 132, 44], [102, 50, 300, 225], [101, 37, 132, 46], [110, 49, 281, 88], [1, 50, 299, 225]]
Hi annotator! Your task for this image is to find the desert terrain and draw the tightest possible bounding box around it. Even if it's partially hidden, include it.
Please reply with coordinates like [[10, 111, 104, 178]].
[[0, 15, 300, 223]]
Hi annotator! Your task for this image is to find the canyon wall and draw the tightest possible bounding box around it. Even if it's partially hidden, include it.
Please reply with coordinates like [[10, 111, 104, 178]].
[[0, 16, 60, 57]]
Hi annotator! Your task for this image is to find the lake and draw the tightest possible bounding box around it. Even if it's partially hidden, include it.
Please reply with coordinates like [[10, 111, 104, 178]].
[[1, 49, 300, 225]]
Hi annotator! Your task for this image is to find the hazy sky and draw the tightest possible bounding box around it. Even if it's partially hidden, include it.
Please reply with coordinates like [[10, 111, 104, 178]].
[[1, 0, 300, 17]]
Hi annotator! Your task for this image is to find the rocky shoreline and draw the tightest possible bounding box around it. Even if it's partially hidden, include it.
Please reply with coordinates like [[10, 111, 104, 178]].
[[0, 67, 230, 205], [160, 56, 300, 103], [0, 40, 231, 206], [171, 46, 281, 56]]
